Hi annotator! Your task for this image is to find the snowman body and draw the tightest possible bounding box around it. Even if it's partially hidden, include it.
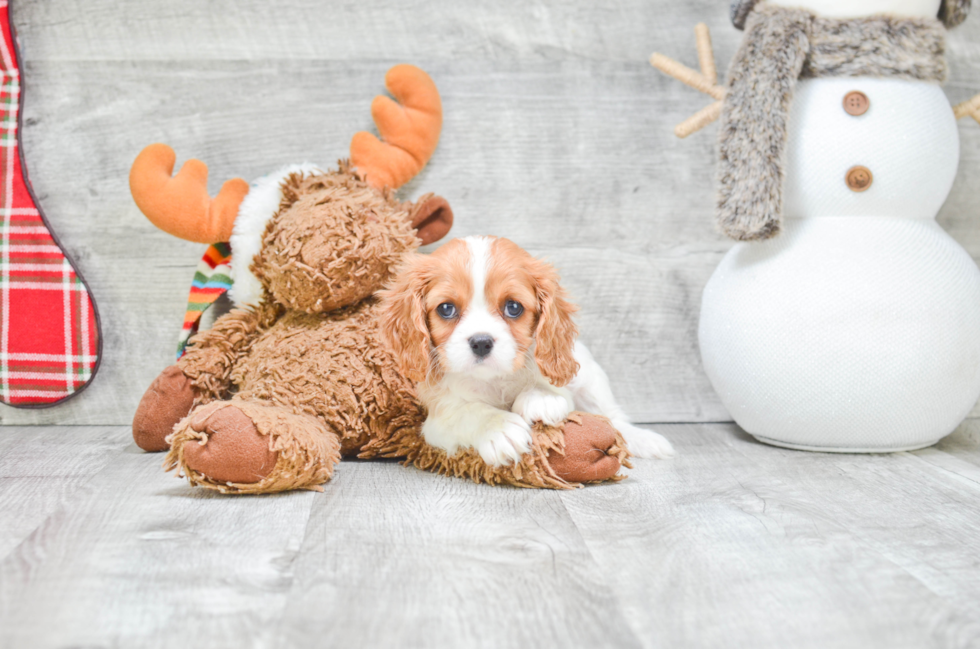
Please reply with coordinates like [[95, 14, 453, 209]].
[[698, 0, 980, 451]]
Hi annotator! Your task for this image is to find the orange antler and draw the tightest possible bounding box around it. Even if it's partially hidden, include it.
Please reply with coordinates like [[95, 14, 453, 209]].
[[129, 143, 250, 243], [350, 64, 443, 191]]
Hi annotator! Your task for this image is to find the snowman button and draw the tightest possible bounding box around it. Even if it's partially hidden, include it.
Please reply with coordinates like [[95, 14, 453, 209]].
[[845, 165, 873, 192], [843, 91, 870, 116]]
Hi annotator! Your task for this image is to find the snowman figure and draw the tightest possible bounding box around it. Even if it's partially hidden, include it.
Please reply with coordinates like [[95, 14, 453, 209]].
[[652, 0, 980, 451]]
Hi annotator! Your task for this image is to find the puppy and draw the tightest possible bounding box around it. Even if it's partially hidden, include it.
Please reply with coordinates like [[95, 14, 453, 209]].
[[378, 235, 674, 466]]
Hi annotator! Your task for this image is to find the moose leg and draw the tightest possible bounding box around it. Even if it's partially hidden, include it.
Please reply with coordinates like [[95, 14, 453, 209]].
[[409, 412, 630, 489], [546, 413, 631, 484], [132, 365, 198, 452], [165, 399, 342, 494]]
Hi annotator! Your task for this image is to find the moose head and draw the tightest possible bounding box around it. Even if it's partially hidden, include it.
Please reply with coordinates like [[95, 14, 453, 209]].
[[128, 64, 454, 315]]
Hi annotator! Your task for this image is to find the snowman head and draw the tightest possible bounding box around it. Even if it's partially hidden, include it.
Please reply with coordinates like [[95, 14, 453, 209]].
[[731, 0, 969, 27]]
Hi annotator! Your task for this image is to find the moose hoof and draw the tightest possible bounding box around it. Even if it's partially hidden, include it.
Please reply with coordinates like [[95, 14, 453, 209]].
[[182, 404, 279, 484], [132, 365, 196, 452], [547, 414, 622, 483]]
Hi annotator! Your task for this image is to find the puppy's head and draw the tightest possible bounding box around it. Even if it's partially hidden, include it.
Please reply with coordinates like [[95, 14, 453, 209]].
[[378, 236, 579, 386]]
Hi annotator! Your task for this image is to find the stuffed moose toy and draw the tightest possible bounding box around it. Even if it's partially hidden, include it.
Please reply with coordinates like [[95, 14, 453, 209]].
[[129, 65, 631, 494]]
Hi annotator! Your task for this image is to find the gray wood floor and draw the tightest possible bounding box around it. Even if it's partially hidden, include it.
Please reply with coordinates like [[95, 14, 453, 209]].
[[1, 421, 980, 648]]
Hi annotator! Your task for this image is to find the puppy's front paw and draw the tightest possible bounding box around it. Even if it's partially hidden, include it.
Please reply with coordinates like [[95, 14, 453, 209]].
[[513, 389, 573, 427], [616, 421, 675, 459], [477, 413, 533, 467]]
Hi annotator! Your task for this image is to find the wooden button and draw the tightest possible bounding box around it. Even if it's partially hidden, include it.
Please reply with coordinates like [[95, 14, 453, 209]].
[[843, 91, 869, 116], [845, 165, 873, 192]]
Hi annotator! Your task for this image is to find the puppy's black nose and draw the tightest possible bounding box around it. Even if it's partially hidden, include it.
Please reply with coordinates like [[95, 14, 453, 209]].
[[468, 334, 494, 358]]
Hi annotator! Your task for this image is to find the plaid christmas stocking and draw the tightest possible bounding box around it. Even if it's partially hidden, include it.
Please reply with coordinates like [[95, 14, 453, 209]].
[[0, 1, 101, 408]]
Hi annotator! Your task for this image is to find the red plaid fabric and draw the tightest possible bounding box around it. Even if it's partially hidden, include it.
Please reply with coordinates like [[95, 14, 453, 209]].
[[0, 1, 100, 407]]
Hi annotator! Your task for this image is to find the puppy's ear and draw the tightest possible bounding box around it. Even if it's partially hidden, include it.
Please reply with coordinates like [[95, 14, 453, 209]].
[[532, 259, 579, 387], [378, 254, 432, 383]]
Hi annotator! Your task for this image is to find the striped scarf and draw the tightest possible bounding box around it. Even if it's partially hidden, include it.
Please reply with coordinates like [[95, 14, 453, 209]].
[[176, 242, 232, 359]]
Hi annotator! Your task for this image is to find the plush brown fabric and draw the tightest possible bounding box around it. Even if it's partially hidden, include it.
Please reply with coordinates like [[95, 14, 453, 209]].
[[546, 414, 629, 484], [181, 402, 280, 484], [179, 301, 282, 403], [410, 194, 454, 245], [253, 167, 419, 314], [165, 399, 342, 495], [404, 413, 631, 490], [718, 5, 949, 241], [225, 298, 424, 460], [132, 364, 197, 451], [136, 164, 628, 494]]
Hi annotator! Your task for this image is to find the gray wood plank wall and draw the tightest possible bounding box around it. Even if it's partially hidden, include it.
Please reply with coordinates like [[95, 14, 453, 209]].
[[2, 0, 979, 426]]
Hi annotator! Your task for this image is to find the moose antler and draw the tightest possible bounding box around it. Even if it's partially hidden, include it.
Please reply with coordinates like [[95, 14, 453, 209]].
[[954, 93, 980, 125], [129, 143, 250, 243], [350, 64, 443, 191], [650, 24, 726, 138]]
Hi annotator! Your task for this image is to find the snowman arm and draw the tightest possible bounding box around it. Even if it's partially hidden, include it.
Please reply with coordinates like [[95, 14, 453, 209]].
[[953, 93, 980, 125], [650, 23, 727, 138], [676, 101, 724, 139]]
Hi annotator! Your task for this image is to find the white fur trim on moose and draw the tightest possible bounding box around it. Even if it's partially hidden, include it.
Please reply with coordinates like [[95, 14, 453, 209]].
[[699, 217, 980, 452], [229, 163, 321, 307], [783, 78, 959, 220], [767, 0, 941, 19]]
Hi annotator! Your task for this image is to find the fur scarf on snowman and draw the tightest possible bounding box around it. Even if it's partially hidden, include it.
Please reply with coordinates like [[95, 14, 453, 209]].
[[718, 0, 970, 241]]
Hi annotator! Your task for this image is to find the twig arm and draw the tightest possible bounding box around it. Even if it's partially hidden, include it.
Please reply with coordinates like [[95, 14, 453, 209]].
[[954, 93, 980, 125], [649, 24, 726, 138], [649, 53, 725, 101], [694, 23, 717, 86], [675, 101, 724, 139]]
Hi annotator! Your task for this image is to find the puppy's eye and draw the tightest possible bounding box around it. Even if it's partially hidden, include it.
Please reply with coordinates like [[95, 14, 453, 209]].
[[503, 300, 524, 319], [437, 302, 458, 319]]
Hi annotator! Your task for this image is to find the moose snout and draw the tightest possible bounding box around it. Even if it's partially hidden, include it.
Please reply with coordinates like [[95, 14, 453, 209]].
[[468, 334, 494, 359]]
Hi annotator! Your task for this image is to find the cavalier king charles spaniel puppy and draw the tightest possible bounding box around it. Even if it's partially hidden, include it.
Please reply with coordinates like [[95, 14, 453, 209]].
[[378, 235, 674, 467]]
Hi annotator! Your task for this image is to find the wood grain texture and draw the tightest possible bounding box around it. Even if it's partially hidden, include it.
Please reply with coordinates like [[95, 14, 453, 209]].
[[0, 430, 316, 649], [279, 461, 642, 648], [563, 421, 980, 649], [1, 0, 979, 425], [2, 421, 980, 647], [0, 426, 122, 559]]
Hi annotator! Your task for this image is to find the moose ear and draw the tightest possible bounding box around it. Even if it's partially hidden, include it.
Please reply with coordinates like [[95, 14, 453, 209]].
[[410, 194, 453, 245]]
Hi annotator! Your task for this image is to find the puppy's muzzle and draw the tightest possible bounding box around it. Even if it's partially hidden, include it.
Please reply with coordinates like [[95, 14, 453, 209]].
[[468, 334, 494, 359]]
